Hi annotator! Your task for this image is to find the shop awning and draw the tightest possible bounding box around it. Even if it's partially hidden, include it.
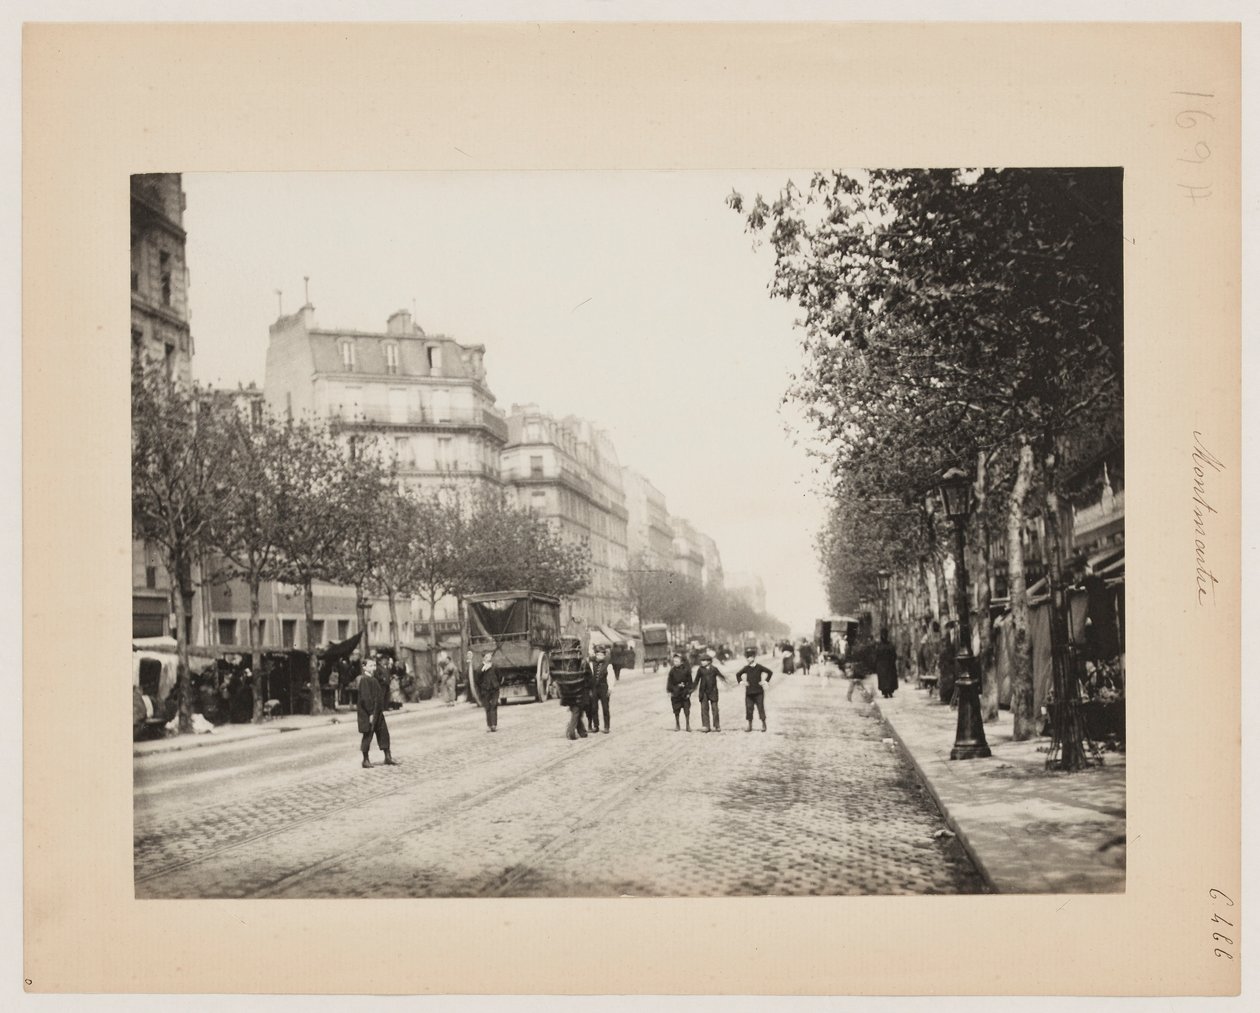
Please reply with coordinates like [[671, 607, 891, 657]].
[[320, 631, 363, 659]]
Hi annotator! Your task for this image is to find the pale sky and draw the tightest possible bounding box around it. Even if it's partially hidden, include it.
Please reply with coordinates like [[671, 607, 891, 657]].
[[183, 171, 830, 633]]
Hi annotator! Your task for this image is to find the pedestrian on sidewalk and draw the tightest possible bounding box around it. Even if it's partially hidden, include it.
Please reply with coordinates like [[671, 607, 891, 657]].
[[665, 652, 694, 731], [587, 645, 615, 733], [436, 650, 457, 706], [939, 623, 958, 706], [694, 653, 729, 732], [798, 640, 815, 677], [735, 648, 773, 732], [780, 643, 795, 675], [919, 620, 942, 697], [356, 658, 399, 768], [477, 651, 500, 732], [874, 628, 899, 699]]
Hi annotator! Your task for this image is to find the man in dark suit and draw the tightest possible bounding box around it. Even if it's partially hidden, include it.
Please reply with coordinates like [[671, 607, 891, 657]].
[[735, 648, 774, 732], [356, 658, 398, 768]]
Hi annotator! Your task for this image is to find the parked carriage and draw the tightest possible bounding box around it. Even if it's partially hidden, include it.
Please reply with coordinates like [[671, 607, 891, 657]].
[[464, 590, 563, 705]]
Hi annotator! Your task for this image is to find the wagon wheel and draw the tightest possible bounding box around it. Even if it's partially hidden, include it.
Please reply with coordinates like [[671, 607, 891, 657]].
[[535, 652, 551, 702], [467, 657, 481, 706]]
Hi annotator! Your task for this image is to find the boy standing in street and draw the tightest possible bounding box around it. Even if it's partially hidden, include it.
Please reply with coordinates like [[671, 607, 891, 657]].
[[735, 648, 774, 732], [665, 652, 694, 731], [588, 645, 615, 733], [693, 653, 729, 733], [356, 658, 399, 768], [477, 651, 500, 732]]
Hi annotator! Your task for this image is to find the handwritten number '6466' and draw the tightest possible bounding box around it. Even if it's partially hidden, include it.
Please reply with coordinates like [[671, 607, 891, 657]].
[[1209, 888, 1235, 959], [1174, 92, 1215, 203]]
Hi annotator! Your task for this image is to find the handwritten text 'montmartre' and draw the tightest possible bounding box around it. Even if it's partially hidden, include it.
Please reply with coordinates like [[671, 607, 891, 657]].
[[1193, 431, 1225, 606]]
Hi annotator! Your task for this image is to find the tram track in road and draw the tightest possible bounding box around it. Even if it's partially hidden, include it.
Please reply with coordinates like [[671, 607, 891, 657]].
[[136, 676, 671, 895], [474, 734, 692, 897], [249, 696, 671, 898]]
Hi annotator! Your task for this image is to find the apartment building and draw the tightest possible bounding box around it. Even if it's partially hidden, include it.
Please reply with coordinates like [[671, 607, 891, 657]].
[[501, 404, 630, 628]]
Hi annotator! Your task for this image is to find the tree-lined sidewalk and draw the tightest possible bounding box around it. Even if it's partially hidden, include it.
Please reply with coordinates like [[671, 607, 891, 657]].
[[730, 169, 1123, 748]]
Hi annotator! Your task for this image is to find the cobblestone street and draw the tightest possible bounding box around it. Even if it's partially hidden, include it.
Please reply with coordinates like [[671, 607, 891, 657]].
[[134, 663, 986, 898]]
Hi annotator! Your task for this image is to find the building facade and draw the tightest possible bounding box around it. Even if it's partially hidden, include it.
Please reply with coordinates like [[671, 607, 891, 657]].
[[622, 467, 675, 569], [213, 306, 511, 654], [131, 173, 198, 639], [265, 306, 507, 498], [501, 405, 630, 628], [670, 517, 706, 583], [697, 531, 724, 590]]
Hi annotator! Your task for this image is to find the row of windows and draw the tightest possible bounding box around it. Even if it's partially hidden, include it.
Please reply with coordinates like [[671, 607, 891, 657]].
[[214, 607, 465, 647], [340, 340, 442, 375], [131, 236, 179, 309]]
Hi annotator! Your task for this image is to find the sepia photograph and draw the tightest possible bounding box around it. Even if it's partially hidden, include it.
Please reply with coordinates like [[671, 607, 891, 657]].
[[21, 17, 1241, 997], [130, 167, 1125, 900]]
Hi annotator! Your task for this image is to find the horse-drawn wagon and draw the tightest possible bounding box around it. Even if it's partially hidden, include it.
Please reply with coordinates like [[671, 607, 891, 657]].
[[464, 590, 562, 705]]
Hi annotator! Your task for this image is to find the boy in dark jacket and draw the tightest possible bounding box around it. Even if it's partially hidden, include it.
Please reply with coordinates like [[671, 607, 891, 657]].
[[665, 652, 694, 731], [477, 651, 500, 732], [356, 659, 399, 767], [735, 648, 774, 732], [693, 653, 729, 733], [587, 645, 615, 733]]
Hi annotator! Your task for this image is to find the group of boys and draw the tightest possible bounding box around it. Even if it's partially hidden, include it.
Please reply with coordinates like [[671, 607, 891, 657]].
[[666, 647, 775, 733], [358, 642, 780, 766]]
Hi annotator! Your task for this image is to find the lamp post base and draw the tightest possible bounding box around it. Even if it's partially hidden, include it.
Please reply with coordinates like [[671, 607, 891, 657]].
[[950, 676, 992, 760]]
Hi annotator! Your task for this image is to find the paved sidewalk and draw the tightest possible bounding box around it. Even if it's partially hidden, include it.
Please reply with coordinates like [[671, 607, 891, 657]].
[[872, 681, 1126, 893]]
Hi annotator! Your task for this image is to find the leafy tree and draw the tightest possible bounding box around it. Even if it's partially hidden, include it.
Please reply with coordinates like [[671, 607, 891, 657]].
[[734, 168, 1122, 745], [402, 489, 468, 683], [327, 442, 396, 657], [131, 356, 232, 732], [456, 488, 592, 598], [270, 420, 354, 716], [205, 403, 298, 722]]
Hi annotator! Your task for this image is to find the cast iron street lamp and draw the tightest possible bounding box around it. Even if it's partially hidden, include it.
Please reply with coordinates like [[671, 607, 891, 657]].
[[876, 569, 891, 629], [937, 467, 992, 760]]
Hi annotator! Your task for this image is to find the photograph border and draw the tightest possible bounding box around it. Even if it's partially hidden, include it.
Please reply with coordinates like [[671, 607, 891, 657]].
[[22, 20, 1241, 995]]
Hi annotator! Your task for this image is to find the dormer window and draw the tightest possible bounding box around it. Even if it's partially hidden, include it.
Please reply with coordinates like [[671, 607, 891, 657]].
[[427, 345, 442, 375], [340, 341, 356, 372], [384, 342, 400, 375]]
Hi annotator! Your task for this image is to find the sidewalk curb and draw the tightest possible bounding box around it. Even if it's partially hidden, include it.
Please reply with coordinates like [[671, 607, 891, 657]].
[[871, 697, 1001, 895], [135, 669, 662, 758], [132, 704, 451, 758]]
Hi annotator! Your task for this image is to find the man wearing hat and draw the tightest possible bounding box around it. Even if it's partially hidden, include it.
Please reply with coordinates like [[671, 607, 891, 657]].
[[693, 652, 729, 733], [587, 644, 615, 734], [476, 650, 500, 732], [735, 647, 774, 732]]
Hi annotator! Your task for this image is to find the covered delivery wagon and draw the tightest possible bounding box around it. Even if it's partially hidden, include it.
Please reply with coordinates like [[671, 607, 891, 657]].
[[465, 590, 562, 705]]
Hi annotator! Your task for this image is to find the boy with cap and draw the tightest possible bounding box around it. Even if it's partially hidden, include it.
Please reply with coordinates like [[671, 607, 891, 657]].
[[588, 645, 615, 734], [665, 651, 695, 731], [356, 657, 399, 767], [477, 650, 500, 732], [693, 653, 729, 733], [735, 648, 774, 732]]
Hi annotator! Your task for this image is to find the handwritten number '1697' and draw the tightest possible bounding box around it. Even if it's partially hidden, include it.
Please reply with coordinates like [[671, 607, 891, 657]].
[[1209, 889, 1235, 959], [1174, 92, 1215, 203]]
